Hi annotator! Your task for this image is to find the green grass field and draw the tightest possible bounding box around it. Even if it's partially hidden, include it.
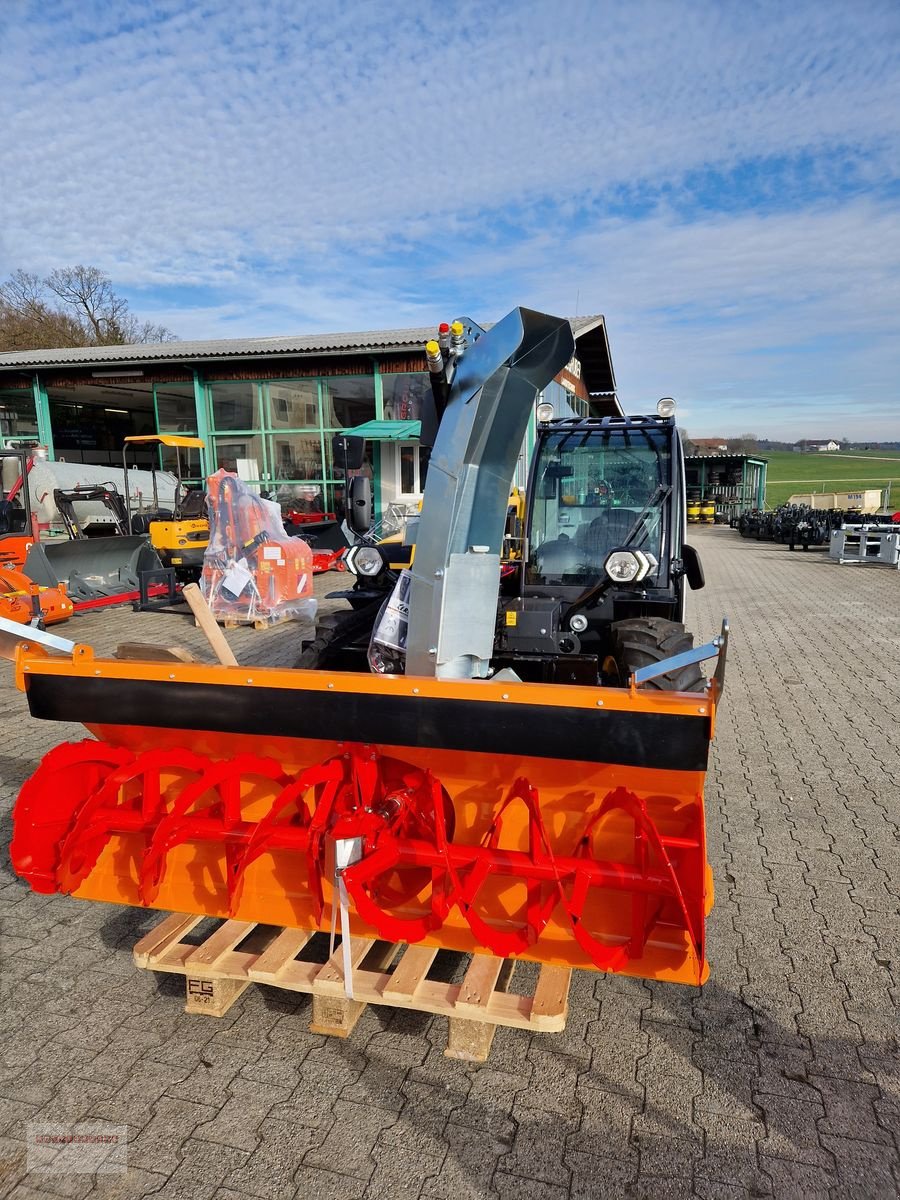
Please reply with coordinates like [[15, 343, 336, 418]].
[[764, 450, 900, 509]]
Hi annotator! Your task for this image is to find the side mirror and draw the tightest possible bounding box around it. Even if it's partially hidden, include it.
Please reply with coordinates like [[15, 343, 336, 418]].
[[682, 544, 705, 590], [331, 434, 366, 472], [347, 476, 373, 535]]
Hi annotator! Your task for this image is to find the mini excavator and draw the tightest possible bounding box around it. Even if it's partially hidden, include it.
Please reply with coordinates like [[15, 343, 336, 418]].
[[7, 308, 725, 987]]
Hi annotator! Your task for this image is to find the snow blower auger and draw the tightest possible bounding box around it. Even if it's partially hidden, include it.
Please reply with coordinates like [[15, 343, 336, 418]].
[[8, 307, 726, 989]]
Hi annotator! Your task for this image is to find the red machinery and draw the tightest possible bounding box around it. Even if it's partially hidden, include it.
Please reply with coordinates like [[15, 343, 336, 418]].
[[201, 471, 316, 626]]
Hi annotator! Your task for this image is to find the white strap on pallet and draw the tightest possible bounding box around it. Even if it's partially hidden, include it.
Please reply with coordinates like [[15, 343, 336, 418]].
[[330, 836, 364, 1000]]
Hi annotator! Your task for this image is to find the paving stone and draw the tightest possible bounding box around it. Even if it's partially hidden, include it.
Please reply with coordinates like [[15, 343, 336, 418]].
[[499, 1109, 573, 1188], [693, 1112, 768, 1193], [0, 1101, 40, 1141], [165, 1044, 262, 1108], [809, 1074, 894, 1145], [222, 1117, 320, 1199], [444, 1070, 518, 1141], [88, 1166, 168, 1198], [693, 1051, 761, 1121], [419, 1123, 494, 1199], [566, 1150, 638, 1199], [568, 1086, 640, 1156], [516, 1048, 581, 1118], [292, 1165, 365, 1200], [369, 1140, 444, 1200], [634, 1133, 702, 1180], [302, 1100, 395, 1182], [624, 1177, 697, 1199], [758, 1153, 837, 1198], [0, 1135, 27, 1200], [193, 1077, 291, 1153], [821, 1133, 900, 1198], [340, 1061, 408, 1113], [158, 1138, 249, 1200], [91, 1061, 195, 1130], [492, 1172, 567, 1200], [128, 1097, 219, 1176]]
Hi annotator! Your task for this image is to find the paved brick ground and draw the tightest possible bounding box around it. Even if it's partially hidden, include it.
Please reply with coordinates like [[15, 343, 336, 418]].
[[0, 528, 897, 1199]]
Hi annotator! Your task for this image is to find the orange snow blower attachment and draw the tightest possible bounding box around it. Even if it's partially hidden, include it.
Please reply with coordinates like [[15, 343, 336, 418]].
[[8, 307, 725, 990], [10, 645, 721, 984]]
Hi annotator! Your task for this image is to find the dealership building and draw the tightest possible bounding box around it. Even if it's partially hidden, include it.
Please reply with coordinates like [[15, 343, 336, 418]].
[[0, 316, 619, 519]]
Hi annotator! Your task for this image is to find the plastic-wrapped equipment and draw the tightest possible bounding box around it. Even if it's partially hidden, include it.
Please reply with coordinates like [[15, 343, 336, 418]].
[[201, 470, 316, 627]]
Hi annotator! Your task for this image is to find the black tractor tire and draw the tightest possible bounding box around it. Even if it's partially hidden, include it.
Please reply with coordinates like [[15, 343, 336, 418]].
[[610, 616, 706, 693], [295, 600, 382, 669]]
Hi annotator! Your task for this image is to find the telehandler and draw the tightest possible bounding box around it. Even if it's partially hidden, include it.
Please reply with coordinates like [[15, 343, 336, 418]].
[[7, 307, 725, 987]]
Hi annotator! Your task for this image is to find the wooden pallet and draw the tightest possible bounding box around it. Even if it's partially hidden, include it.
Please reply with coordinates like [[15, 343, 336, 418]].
[[133, 914, 573, 1062], [193, 613, 295, 632]]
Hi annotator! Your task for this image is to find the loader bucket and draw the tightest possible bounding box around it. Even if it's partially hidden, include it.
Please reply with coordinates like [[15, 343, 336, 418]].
[[10, 647, 716, 986], [23, 537, 162, 603]]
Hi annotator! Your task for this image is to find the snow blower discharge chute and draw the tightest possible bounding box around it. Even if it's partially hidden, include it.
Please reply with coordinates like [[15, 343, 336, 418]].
[[7, 307, 726, 988]]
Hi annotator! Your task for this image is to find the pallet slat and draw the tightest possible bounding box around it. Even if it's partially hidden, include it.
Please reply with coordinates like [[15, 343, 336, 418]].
[[248, 928, 315, 982], [456, 954, 504, 1012], [382, 945, 437, 1001], [133, 913, 203, 966], [184, 920, 257, 969], [531, 964, 572, 1028]]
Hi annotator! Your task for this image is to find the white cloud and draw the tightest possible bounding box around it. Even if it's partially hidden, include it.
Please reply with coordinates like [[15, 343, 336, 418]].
[[1, 0, 899, 438]]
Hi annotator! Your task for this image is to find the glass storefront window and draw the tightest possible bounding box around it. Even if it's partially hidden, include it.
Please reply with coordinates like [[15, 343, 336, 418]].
[[160, 443, 203, 484], [268, 433, 323, 480], [209, 380, 259, 430], [327, 481, 347, 522], [321, 376, 375, 429], [381, 372, 429, 423], [273, 481, 327, 515], [212, 434, 264, 482], [539, 380, 588, 420], [155, 382, 197, 431], [266, 381, 319, 429], [398, 441, 429, 496], [324, 432, 374, 480], [0, 390, 39, 444]]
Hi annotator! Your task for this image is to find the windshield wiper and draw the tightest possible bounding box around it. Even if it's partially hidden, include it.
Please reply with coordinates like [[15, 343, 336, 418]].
[[563, 483, 671, 620], [621, 484, 671, 548]]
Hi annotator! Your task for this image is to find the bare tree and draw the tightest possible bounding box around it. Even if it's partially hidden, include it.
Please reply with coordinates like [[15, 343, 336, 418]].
[[0, 265, 175, 351], [731, 432, 760, 454]]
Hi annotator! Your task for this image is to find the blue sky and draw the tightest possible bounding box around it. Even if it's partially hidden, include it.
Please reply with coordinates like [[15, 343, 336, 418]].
[[1, 0, 898, 439]]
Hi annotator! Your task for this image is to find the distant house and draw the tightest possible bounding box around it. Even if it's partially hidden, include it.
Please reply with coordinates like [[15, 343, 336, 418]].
[[691, 437, 730, 452], [793, 439, 841, 453]]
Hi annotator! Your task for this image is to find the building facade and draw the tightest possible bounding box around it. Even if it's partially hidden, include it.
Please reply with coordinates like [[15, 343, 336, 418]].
[[0, 316, 619, 519]]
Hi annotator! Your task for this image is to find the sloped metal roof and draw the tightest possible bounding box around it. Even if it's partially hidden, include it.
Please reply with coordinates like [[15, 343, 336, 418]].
[[0, 315, 605, 368], [0, 314, 617, 403]]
